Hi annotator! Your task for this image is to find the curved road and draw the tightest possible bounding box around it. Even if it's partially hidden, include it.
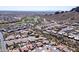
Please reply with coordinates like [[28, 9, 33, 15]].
[[0, 32, 7, 52]]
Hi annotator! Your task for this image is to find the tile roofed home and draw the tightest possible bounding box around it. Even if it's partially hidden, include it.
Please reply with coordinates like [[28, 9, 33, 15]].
[[5, 41, 13, 46], [74, 33, 79, 40], [20, 46, 29, 52], [15, 34, 21, 39], [12, 48, 20, 52], [68, 33, 75, 39], [5, 35, 15, 41]]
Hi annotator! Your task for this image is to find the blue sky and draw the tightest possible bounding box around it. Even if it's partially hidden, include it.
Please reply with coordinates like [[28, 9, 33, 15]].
[[0, 6, 76, 11]]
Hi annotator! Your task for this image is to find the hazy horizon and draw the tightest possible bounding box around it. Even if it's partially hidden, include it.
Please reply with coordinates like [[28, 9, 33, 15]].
[[0, 6, 76, 11]]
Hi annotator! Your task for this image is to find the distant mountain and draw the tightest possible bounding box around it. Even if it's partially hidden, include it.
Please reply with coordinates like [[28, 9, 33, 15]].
[[70, 7, 79, 12]]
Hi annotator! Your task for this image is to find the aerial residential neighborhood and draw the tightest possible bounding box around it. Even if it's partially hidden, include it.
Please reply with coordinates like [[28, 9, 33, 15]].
[[0, 7, 79, 52]]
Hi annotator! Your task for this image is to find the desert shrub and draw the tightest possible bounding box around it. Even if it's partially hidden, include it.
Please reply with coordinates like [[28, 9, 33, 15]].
[[13, 42, 19, 48], [3, 32, 9, 38]]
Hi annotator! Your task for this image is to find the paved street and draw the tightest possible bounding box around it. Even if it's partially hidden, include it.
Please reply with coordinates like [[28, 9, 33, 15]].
[[0, 32, 7, 52]]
